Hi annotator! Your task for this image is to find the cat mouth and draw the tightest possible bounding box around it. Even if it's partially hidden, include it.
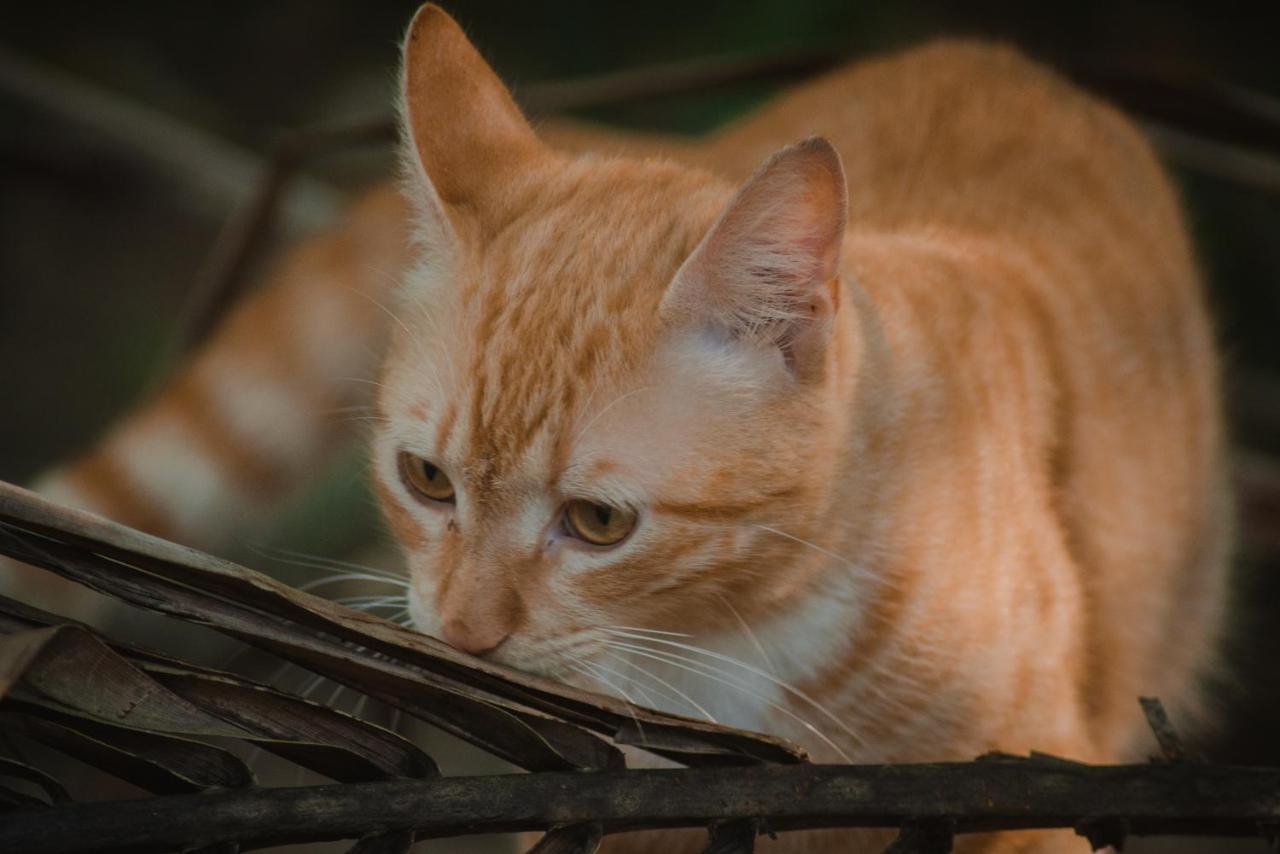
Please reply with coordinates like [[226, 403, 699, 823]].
[[479, 635, 607, 682], [401, 590, 600, 680], [484, 643, 584, 680]]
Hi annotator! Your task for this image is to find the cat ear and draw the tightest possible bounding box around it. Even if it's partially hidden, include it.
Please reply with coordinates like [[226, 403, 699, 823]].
[[399, 4, 545, 245], [661, 137, 847, 381]]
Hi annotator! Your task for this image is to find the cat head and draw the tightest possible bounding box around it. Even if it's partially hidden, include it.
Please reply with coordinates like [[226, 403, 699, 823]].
[[373, 5, 855, 675]]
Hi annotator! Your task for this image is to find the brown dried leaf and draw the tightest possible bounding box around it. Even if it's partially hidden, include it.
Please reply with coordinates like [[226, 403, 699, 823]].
[[0, 754, 70, 805], [0, 519, 619, 771], [148, 669, 437, 781], [0, 600, 438, 782], [1, 706, 252, 793], [0, 784, 49, 809], [0, 482, 806, 766]]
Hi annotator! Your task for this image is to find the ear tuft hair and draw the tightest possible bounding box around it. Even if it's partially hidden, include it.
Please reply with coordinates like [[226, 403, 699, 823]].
[[661, 137, 848, 377], [397, 4, 546, 252]]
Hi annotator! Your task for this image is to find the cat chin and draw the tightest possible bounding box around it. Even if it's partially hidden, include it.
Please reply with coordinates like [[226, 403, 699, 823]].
[[504, 654, 579, 681], [404, 591, 441, 638], [479, 640, 585, 680]]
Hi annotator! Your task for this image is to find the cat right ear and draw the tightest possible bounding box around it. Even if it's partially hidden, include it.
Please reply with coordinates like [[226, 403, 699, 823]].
[[398, 4, 545, 250], [661, 137, 848, 383]]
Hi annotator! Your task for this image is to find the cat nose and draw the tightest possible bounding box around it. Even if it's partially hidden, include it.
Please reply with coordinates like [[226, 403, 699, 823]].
[[440, 616, 510, 656]]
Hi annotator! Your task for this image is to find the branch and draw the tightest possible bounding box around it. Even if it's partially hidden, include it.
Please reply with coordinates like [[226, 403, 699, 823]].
[[173, 119, 395, 356], [1139, 696, 1190, 762], [0, 47, 343, 228], [1, 761, 1277, 854], [1069, 67, 1280, 156], [518, 48, 844, 114]]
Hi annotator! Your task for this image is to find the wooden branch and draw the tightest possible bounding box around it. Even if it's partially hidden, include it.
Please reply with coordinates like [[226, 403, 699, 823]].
[[1145, 123, 1280, 193], [2, 761, 1277, 854], [174, 119, 395, 357], [519, 48, 844, 114], [0, 46, 343, 228], [1069, 67, 1280, 156], [1139, 696, 1189, 762]]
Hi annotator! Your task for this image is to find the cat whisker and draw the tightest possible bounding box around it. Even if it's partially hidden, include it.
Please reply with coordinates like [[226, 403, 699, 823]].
[[701, 520, 918, 628], [573, 655, 663, 710], [567, 658, 647, 745], [538, 629, 623, 660], [597, 648, 717, 722], [602, 628, 864, 750], [298, 573, 410, 592], [331, 601, 411, 616], [737, 526, 956, 688], [565, 660, 605, 694], [252, 546, 407, 582], [601, 638, 853, 762], [343, 415, 391, 426], [392, 281, 458, 395], [343, 282, 412, 338], [338, 376, 389, 390], [389, 291, 460, 407], [713, 592, 778, 674], [603, 625, 693, 639], [330, 594, 410, 605], [568, 387, 599, 436], [750, 523, 874, 579], [573, 386, 655, 444], [287, 554, 408, 581]]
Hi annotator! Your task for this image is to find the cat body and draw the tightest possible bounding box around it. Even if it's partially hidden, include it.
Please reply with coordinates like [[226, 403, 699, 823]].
[[3, 6, 1228, 852]]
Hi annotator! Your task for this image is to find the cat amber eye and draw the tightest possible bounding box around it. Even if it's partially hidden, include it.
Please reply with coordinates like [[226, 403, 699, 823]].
[[398, 452, 455, 503], [564, 499, 637, 546]]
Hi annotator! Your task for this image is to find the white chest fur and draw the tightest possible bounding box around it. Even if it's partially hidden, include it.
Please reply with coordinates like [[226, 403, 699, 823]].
[[597, 566, 869, 763]]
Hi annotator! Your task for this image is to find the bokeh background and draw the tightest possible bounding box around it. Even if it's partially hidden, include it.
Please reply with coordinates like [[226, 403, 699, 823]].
[[2, 2, 1278, 852]]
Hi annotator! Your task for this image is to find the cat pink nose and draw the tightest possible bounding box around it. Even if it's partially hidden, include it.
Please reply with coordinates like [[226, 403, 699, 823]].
[[440, 617, 509, 656]]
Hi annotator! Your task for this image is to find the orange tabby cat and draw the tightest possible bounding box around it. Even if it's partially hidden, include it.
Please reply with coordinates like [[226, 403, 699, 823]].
[[3, 5, 1229, 851]]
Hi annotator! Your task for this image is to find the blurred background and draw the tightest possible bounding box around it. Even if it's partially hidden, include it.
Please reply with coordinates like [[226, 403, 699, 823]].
[[2, 2, 1278, 852]]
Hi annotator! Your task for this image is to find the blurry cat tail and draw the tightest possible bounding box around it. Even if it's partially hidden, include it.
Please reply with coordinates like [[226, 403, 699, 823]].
[[2, 183, 415, 626]]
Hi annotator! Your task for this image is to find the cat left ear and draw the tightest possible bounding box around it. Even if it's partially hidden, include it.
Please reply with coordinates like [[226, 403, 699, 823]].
[[399, 5, 545, 245], [661, 137, 847, 381]]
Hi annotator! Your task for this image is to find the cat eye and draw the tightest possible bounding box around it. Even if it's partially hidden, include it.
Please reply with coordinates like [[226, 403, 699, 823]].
[[563, 499, 637, 546], [398, 452, 455, 503]]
